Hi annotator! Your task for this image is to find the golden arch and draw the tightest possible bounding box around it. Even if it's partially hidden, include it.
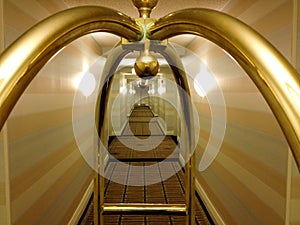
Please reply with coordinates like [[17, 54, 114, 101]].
[[149, 9, 300, 169], [0, 4, 300, 225], [0, 5, 299, 170]]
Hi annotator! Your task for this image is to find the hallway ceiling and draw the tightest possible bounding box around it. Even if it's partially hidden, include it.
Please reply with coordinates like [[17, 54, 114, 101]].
[[60, 0, 230, 54]]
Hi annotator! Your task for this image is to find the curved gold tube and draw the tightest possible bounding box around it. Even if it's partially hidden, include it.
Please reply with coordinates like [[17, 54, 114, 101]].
[[95, 44, 131, 224], [148, 8, 300, 170], [0, 6, 142, 130], [157, 43, 195, 225]]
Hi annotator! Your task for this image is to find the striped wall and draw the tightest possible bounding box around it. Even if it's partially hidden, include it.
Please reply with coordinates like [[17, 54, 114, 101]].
[[290, 1, 300, 224], [290, 157, 300, 224], [0, 126, 10, 225], [148, 70, 180, 136], [1, 0, 299, 225], [108, 71, 134, 136], [186, 0, 297, 224], [1, 0, 103, 224], [1, 1, 10, 225]]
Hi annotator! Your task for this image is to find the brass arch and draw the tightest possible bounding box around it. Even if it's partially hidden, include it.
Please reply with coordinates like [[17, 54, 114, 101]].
[[1, 5, 299, 171], [0, 4, 299, 225], [0, 6, 142, 130], [148, 8, 300, 170], [93, 44, 132, 224]]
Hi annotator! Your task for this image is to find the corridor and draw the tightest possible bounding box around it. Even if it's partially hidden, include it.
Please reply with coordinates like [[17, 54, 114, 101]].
[[79, 105, 212, 225], [1, 1, 300, 225]]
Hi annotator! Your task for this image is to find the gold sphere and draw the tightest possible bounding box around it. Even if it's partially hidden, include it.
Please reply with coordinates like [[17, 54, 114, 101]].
[[134, 53, 159, 79]]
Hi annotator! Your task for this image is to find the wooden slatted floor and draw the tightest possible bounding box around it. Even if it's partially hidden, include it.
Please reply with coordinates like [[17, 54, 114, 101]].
[[108, 136, 179, 162], [79, 105, 212, 225]]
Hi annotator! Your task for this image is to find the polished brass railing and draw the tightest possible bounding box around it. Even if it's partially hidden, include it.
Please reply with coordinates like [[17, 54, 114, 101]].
[[0, 6, 142, 131], [0, 3, 300, 225], [148, 8, 300, 170]]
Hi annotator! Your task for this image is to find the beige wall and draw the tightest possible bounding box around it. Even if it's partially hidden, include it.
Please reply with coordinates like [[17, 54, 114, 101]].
[[1, 0, 101, 224], [290, 158, 300, 224], [0, 1, 10, 225], [0, 0, 4, 51], [0, 127, 11, 225], [189, 0, 297, 224], [148, 70, 180, 136], [108, 71, 133, 136], [1, 0, 299, 224], [289, 1, 300, 224]]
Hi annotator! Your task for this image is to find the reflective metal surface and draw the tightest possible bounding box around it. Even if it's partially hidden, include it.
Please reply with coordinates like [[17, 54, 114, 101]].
[[95, 44, 132, 225], [103, 203, 186, 215], [157, 43, 195, 225], [0, 6, 142, 130], [132, 0, 158, 18], [148, 8, 300, 170], [0, 3, 299, 225], [134, 39, 160, 78]]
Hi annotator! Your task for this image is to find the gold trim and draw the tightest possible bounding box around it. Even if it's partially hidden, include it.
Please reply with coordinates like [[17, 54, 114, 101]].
[[102, 203, 186, 215], [1, 5, 298, 225], [94, 44, 131, 225], [149, 8, 300, 170], [158, 43, 195, 225], [132, 0, 158, 18], [0, 6, 142, 130]]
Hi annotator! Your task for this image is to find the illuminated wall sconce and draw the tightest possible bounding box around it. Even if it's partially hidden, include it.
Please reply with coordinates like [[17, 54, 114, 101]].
[[129, 82, 136, 94], [73, 71, 96, 97], [120, 75, 127, 94], [193, 80, 206, 98], [193, 62, 218, 98], [148, 83, 155, 94], [157, 78, 166, 95], [157, 86, 166, 95], [120, 86, 127, 94], [137, 78, 149, 88], [131, 67, 136, 75]]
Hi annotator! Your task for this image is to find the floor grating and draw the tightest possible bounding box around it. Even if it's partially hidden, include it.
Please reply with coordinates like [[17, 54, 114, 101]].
[[79, 106, 212, 225]]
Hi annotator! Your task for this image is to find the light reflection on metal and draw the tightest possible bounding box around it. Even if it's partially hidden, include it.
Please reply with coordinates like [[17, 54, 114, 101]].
[[148, 8, 300, 170], [103, 203, 186, 215], [132, 0, 158, 19], [134, 39, 159, 79], [156, 43, 195, 225], [0, 2, 299, 225], [0, 6, 142, 130], [94, 44, 132, 225]]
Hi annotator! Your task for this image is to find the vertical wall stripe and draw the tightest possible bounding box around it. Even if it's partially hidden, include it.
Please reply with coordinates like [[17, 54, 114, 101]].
[[0, 1, 9, 224], [66, 179, 94, 225], [0, 0, 4, 51], [12, 158, 90, 225], [2, 1, 97, 224], [289, 1, 300, 224], [2, 124, 11, 225], [285, 151, 292, 225]]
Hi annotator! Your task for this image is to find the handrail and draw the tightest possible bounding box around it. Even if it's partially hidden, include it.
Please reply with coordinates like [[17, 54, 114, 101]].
[[148, 8, 300, 170], [0, 6, 299, 170], [0, 6, 142, 130]]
